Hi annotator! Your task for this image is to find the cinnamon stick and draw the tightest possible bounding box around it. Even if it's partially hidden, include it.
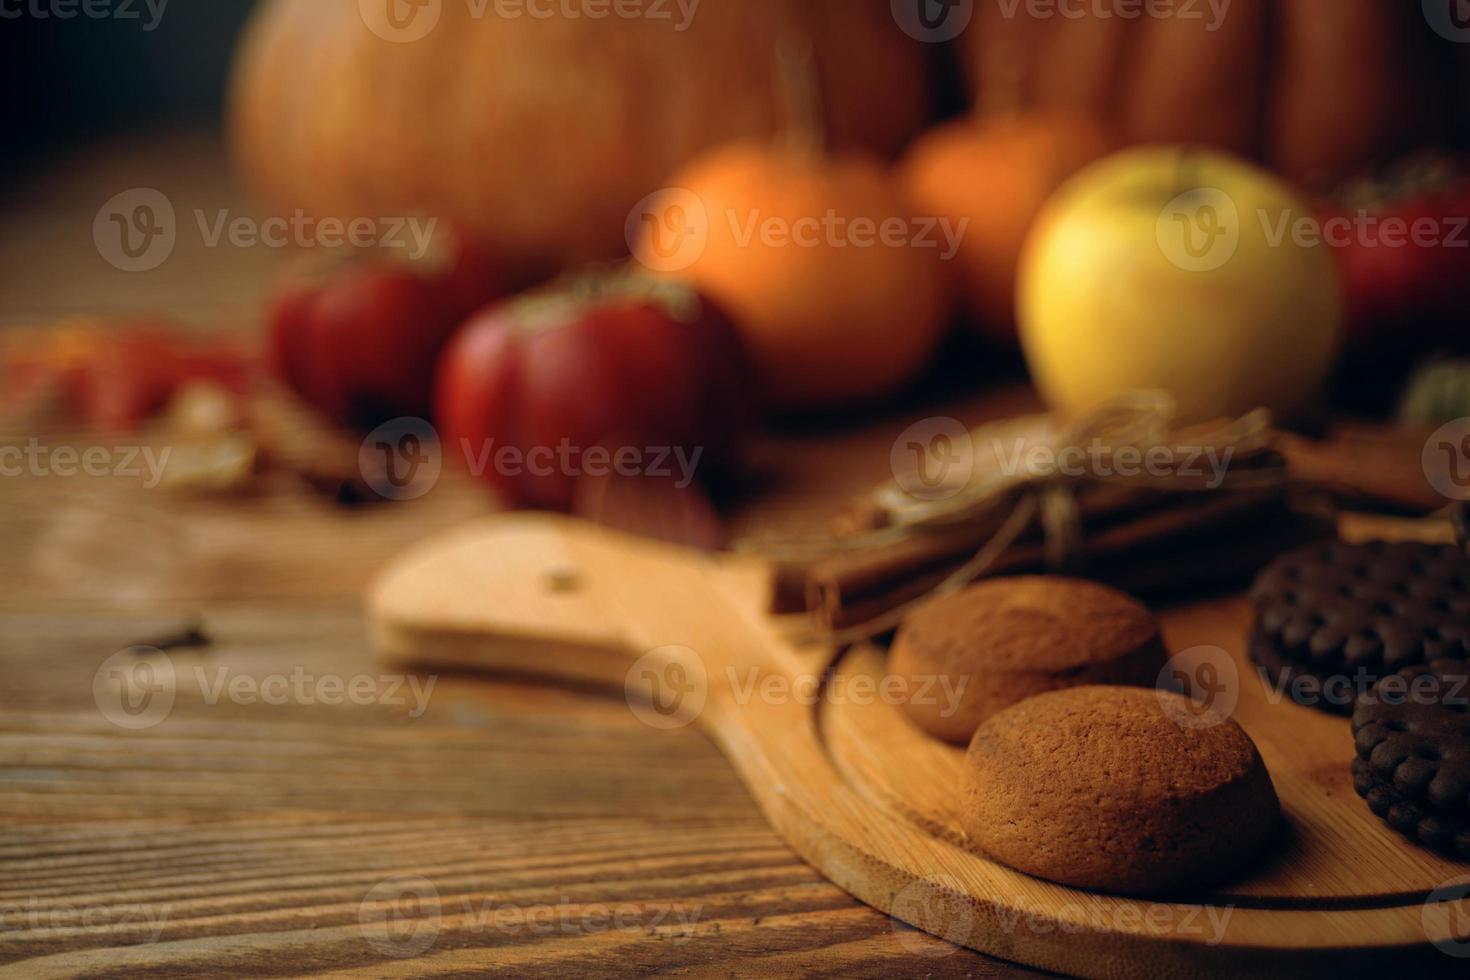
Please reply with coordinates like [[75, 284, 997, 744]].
[[812, 488, 1323, 633]]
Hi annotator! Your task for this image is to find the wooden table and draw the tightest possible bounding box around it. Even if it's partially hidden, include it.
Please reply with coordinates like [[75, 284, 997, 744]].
[[0, 134, 1041, 977]]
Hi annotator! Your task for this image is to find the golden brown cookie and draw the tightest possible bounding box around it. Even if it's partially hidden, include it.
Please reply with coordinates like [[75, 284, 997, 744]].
[[959, 686, 1281, 896], [889, 576, 1167, 744]]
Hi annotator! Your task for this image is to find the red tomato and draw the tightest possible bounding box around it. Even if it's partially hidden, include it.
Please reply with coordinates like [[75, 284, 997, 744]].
[[267, 239, 508, 427], [435, 278, 754, 510]]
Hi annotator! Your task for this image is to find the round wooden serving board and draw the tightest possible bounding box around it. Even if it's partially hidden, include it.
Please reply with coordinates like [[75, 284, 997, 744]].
[[367, 513, 1470, 978]]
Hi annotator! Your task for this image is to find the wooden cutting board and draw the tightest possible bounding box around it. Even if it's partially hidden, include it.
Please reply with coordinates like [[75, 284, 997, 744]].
[[367, 512, 1470, 978]]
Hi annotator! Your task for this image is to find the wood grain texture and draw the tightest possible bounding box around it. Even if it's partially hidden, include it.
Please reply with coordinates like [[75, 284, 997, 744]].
[[0, 134, 1043, 976], [0, 606, 1028, 978]]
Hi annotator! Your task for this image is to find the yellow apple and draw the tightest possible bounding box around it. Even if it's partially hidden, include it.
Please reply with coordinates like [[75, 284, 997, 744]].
[[1017, 146, 1342, 423]]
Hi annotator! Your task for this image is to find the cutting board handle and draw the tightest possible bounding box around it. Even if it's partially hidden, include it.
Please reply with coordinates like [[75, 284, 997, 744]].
[[367, 512, 811, 705]]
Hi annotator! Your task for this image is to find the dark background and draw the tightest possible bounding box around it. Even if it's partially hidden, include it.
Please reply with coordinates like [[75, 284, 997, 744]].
[[2, 0, 257, 167]]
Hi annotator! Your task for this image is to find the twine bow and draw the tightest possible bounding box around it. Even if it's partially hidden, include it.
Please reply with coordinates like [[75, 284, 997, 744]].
[[759, 391, 1284, 643]]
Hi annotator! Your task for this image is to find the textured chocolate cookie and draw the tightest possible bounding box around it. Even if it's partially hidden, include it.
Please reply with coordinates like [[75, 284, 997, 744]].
[[960, 687, 1282, 896], [1249, 540, 1470, 714], [889, 577, 1167, 744], [1352, 658, 1470, 859]]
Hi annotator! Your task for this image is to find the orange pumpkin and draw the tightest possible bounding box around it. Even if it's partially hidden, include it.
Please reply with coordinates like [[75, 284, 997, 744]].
[[229, 0, 930, 276], [961, 0, 1451, 186], [899, 114, 1113, 344], [639, 142, 953, 410]]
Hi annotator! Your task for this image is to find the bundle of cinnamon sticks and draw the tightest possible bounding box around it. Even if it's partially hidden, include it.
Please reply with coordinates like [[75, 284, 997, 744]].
[[763, 409, 1442, 637]]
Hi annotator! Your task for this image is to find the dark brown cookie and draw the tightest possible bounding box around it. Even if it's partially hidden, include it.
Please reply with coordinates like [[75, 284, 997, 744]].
[[1351, 658, 1470, 859], [1249, 540, 1470, 713]]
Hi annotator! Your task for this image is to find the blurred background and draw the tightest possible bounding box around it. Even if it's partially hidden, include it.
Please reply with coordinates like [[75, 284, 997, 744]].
[[4, 0, 1470, 518], [2, 1, 256, 166]]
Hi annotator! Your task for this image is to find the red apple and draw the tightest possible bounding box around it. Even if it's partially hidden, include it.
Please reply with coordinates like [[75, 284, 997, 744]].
[[1317, 167, 1470, 348], [267, 239, 508, 427], [435, 277, 753, 510]]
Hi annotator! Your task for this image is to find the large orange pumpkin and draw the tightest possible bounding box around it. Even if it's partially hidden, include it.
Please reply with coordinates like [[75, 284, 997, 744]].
[[961, 0, 1455, 185], [229, 0, 930, 275]]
